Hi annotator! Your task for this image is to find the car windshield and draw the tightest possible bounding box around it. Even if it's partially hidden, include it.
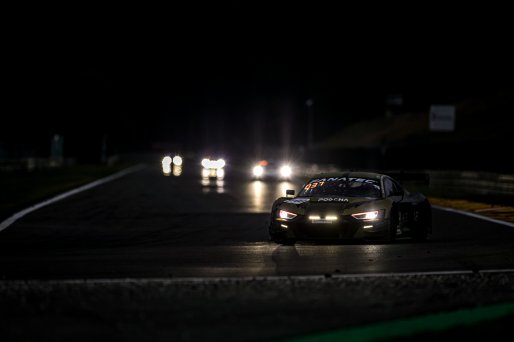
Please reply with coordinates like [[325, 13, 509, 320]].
[[298, 177, 382, 198]]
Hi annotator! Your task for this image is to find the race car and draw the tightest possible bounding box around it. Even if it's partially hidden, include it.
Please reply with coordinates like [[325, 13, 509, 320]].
[[268, 172, 431, 244], [252, 160, 293, 180], [201, 158, 226, 179]]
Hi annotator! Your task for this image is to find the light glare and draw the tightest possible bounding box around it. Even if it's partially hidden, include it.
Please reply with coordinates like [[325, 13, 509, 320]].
[[253, 165, 264, 177], [162, 156, 172, 166], [279, 210, 297, 220], [280, 165, 292, 178], [173, 156, 183, 166], [352, 210, 380, 221]]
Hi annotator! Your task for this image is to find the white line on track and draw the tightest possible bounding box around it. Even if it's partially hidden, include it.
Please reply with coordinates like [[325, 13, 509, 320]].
[[0, 164, 146, 233], [433, 205, 514, 228]]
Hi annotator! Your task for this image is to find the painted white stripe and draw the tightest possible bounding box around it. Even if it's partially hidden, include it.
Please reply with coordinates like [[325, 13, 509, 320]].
[[7, 269, 514, 285], [0, 164, 146, 233], [479, 269, 514, 273], [433, 205, 514, 228]]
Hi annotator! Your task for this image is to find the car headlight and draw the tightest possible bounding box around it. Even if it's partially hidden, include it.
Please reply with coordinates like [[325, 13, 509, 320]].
[[173, 155, 183, 166], [351, 210, 384, 221], [162, 156, 172, 166], [202, 168, 210, 178], [216, 168, 225, 178], [201, 158, 210, 168], [279, 210, 297, 220], [280, 165, 292, 178], [216, 159, 226, 169], [253, 165, 264, 177]]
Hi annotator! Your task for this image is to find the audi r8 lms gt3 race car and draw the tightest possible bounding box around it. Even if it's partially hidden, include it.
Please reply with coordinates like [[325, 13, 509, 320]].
[[268, 172, 432, 244]]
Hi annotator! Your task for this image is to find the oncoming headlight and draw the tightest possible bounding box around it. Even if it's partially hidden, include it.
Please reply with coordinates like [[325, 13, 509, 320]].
[[216, 159, 226, 169], [280, 165, 292, 178], [162, 156, 172, 166], [351, 210, 384, 221], [279, 210, 297, 220], [173, 155, 183, 166], [253, 165, 264, 177]]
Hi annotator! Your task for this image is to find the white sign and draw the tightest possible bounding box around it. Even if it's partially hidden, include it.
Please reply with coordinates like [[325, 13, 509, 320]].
[[429, 105, 455, 132]]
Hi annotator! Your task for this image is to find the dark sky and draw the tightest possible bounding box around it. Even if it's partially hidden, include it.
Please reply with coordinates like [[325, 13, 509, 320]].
[[3, 5, 514, 159]]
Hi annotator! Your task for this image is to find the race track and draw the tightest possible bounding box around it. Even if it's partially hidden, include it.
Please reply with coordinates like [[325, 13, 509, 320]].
[[1, 164, 514, 279]]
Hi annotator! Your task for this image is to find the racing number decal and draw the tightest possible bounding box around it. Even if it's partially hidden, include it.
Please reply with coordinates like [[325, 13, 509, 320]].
[[304, 181, 325, 191]]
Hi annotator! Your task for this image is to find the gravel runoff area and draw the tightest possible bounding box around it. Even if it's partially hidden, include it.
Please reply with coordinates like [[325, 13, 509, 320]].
[[1, 272, 514, 341]]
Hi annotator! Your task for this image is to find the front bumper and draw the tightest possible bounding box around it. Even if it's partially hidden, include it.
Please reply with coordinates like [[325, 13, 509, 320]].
[[270, 216, 389, 240]]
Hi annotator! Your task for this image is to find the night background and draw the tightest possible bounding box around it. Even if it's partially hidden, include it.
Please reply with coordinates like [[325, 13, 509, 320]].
[[3, 6, 513, 171], [2, 6, 514, 341]]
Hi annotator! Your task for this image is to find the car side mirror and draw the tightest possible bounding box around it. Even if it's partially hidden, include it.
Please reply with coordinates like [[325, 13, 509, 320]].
[[286, 189, 295, 197]]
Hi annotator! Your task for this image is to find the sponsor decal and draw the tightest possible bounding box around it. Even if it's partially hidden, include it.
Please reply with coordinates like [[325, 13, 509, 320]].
[[317, 197, 349, 202], [284, 198, 310, 205]]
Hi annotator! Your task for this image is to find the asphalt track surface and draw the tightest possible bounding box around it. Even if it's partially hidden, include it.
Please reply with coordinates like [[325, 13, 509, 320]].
[[2, 165, 514, 341], [1, 164, 514, 279]]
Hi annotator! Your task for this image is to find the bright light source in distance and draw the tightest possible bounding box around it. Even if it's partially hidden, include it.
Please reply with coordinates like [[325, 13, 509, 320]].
[[216, 159, 226, 168], [325, 215, 338, 221], [253, 165, 264, 177], [216, 168, 225, 179], [173, 165, 182, 176], [280, 224, 288, 229], [162, 156, 172, 166], [173, 156, 183, 166], [162, 164, 171, 175], [202, 168, 210, 178], [280, 165, 292, 178], [352, 210, 379, 220], [279, 210, 297, 220], [308, 215, 321, 220], [202, 158, 225, 169], [363, 225, 373, 229]]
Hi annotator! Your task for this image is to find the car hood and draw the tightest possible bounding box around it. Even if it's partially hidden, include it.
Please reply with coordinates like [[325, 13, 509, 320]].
[[280, 196, 390, 216]]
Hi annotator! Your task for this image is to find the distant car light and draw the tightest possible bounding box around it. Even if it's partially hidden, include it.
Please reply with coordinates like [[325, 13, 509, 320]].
[[162, 156, 172, 166], [280, 165, 292, 178], [216, 159, 226, 169], [253, 165, 264, 177], [202, 168, 210, 178], [279, 210, 297, 220], [173, 165, 182, 176], [202, 158, 225, 169], [173, 155, 183, 166], [216, 168, 225, 178], [162, 156, 172, 175]]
